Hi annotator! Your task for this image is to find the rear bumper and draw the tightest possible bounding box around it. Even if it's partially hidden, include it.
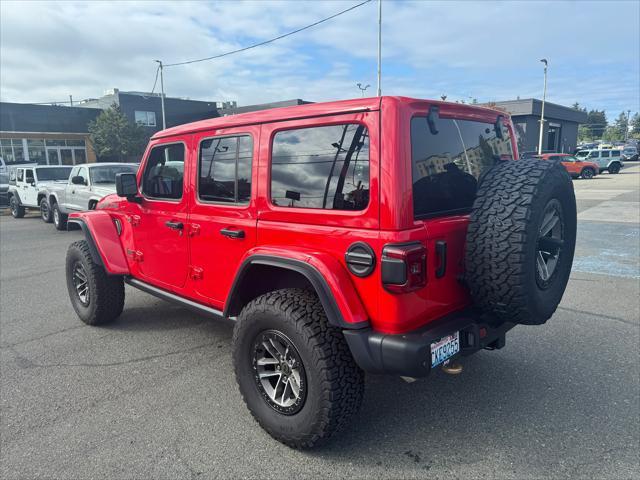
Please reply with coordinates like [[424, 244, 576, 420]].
[[343, 309, 515, 377]]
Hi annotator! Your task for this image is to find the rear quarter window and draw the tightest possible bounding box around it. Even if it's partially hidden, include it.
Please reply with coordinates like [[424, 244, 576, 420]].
[[411, 116, 513, 218], [270, 123, 370, 210]]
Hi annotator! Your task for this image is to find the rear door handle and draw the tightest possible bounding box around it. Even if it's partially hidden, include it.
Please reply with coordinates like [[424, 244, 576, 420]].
[[435, 240, 447, 278], [220, 228, 245, 239], [165, 220, 184, 230]]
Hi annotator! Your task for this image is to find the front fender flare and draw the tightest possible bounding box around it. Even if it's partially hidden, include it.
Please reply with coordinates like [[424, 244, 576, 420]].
[[68, 211, 129, 275], [225, 248, 370, 330]]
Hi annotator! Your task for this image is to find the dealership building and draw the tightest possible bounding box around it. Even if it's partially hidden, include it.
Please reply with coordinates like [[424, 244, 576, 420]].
[[0, 89, 232, 168], [490, 98, 588, 154]]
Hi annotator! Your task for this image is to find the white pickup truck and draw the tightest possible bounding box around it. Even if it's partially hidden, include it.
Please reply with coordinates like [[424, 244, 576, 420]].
[[7, 165, 73, 221], [43, 162, 138, 230]]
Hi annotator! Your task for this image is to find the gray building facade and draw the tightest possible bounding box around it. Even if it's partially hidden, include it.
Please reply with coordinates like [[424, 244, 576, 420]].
[[78, 89, 231, 135], [490, 99, 588, 154], [0, 102, 102, 165]]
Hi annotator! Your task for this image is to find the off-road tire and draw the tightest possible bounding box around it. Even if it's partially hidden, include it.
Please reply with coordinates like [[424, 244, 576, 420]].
[[465, 159, 577, 325], [52, 202, 68, 231], [9, 196, 25, 218], [233, 288, 364, 448], [580, 167, 595, 179], [65, 240, 124, 325], [40, 198, 53, 223], [608, 162, 621, 174]]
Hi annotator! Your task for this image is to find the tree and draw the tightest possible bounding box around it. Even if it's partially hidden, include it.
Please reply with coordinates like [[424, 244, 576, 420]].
[[631, 113, 640, 138], [88, 103, 149, 161], [583, 109, 608, 140]]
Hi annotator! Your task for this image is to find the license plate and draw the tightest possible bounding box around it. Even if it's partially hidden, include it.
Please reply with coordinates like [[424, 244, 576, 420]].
[[430, 331, 460, 368]]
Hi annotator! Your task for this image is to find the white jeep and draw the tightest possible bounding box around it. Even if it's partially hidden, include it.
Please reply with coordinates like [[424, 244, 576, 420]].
[[7, 166, 73, 222]]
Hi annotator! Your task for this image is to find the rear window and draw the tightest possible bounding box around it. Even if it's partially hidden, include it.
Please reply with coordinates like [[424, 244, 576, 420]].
[[271, 123, 369, 210], [411, 116, 513, 218], [35, 167, 72, 181]]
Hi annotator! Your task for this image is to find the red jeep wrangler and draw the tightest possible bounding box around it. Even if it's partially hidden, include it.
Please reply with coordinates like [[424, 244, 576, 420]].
[[64, 97, 576, 448]]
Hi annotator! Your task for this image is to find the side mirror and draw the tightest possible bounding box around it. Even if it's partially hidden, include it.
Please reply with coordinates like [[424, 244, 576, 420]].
[[71, 176, 85, 185], [116, 172, 139, 199]]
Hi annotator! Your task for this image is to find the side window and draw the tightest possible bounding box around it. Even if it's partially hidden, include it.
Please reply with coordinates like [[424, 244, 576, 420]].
[[271, 124, 370, 210], [198, 135, 252, 203], [25, 169, 34, 183], [16, 169, 24, 182], [588, 151, 599, 158], [601, 151, 610, 158], [549, 155, 563, 162], [78, 167, 88, 184], [611, 150, 620, 157], [142, 143, 185, 200]]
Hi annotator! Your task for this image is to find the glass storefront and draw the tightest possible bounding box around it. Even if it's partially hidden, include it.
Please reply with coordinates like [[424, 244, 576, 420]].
[[0, 138, 88, 166]]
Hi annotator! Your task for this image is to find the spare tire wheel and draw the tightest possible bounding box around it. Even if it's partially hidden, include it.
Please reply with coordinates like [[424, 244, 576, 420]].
[[465, 159, 576, 325]]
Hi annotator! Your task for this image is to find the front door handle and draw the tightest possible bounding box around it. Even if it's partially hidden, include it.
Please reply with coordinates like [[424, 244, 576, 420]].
[[220, 228, 245, 239], [165, 220, 184, 230]]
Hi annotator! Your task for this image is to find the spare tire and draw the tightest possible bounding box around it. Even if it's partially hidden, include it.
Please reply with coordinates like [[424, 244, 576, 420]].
[[465, 159, 576, 325]]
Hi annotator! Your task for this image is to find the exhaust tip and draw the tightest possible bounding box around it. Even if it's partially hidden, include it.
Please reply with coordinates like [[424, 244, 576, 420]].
[[441, 361, 463, 375]]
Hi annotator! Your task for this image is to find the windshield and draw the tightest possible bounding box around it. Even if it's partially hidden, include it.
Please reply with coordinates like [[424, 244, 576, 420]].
[[35, 167, 73, 181], [90, 164, 138, 184], [575, 150, 589, 159], [563, 156, 578, 162], [411, 116, 514, 218]]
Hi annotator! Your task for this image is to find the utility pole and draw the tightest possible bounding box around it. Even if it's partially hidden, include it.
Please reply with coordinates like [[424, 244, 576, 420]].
[[154, 60, 167, 130], [537, 58, 548, 155], [69, 95, 73, 107], [377, 0, 382, 97]]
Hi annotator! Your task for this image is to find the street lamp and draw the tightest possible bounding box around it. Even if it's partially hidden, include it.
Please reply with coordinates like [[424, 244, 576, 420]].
[[356, 83, 370, 97], [537, 58, 548, 155], [154, 59, 167, 130]]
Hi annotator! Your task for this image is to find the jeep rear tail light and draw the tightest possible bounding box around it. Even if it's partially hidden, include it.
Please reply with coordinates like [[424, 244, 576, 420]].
[[381, 243, 427, 293]]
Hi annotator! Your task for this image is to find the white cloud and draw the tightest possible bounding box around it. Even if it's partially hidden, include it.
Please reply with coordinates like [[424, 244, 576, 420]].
[[0, 0, 638, 116]]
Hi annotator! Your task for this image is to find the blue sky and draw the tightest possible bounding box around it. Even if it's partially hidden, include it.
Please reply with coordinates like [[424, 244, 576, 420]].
[[1, 0, 638, 120]]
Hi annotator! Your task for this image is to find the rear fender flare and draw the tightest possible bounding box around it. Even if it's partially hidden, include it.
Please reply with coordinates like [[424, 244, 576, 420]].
[[225, 251, 370, 330], [68, 211, 129, 275]]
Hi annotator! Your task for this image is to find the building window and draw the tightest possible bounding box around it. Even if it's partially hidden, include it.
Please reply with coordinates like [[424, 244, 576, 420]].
[[27, 139, 47, 165], [0, 139, 25, 165], [135, 111, 157, 127], [270, 124, 370, 210]]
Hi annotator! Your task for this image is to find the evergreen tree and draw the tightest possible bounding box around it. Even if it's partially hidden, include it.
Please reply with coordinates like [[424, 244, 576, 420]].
[[88, 103, 149, 161]]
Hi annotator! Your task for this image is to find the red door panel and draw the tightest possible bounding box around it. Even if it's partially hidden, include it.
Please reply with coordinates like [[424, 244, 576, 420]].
[[130, 139, 191, 291], [187, 125, 260, 307]]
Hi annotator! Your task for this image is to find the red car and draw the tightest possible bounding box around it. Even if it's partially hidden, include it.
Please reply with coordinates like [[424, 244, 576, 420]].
[[539, 153, 599, 179], [64, 97, 577, 448]]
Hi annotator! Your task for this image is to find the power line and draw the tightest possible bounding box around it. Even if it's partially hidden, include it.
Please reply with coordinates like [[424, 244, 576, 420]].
[[150, 64, 161, 95], [164, 0, 372, 67]]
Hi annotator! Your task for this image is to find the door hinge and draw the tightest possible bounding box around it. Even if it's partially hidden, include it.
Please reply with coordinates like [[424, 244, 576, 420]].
[[126, 214, 141, 226], [189, 266, 204, 280], [189, 223, 201, 237], [126, 249, 144, 262]]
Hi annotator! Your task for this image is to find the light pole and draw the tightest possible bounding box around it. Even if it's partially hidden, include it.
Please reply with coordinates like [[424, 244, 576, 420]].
[[154, 60, 167, 130], [537, 58, 548, 155], [626, 110, 631, 142], [357, 83, 370, 97], [377, 0, 382, 97]]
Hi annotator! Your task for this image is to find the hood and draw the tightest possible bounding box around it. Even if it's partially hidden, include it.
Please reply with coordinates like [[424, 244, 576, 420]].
[[91, 184, 117, 196], [37, 179, 69, 187]]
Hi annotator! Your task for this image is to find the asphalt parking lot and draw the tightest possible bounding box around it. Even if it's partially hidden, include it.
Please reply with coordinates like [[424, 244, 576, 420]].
[[1, 166, 639, 479]]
